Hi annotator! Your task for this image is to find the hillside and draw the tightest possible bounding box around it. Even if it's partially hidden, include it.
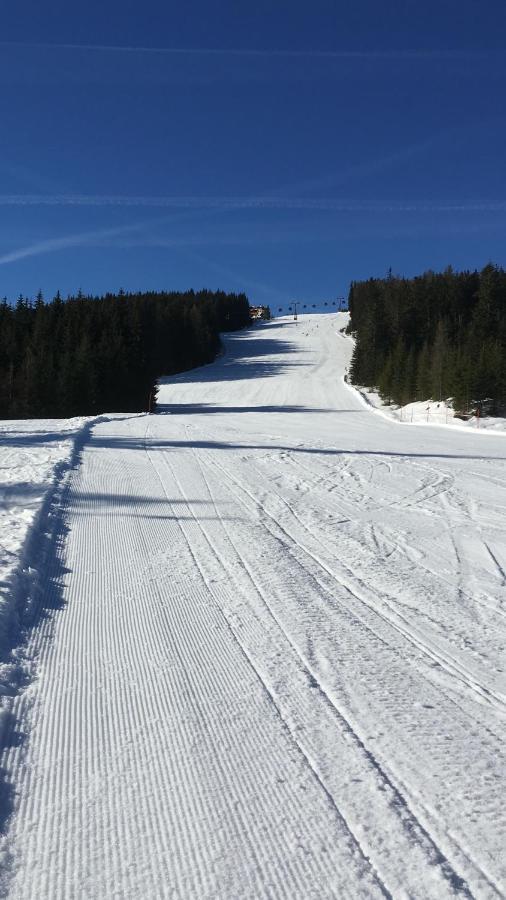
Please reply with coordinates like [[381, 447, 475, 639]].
[[0, 312, 505, 899]]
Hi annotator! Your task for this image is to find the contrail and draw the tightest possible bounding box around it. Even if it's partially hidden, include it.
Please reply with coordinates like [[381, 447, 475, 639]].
[[173, 245, 292, 303], [0, 41, 492, 60], [0, 194, 504, 213], [1, 194, 503, 268], [279, 136, 440, 197], [0, 219, 154, 266]]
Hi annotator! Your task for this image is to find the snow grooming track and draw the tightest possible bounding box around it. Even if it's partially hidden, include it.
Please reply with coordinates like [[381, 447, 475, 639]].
[[193, 443, 499, 898], [2, 414, 383, 899], [0, 416, 110, 843], [246, 458, 506, 721], [145, 432, 391, 897], [154, 432, 480, 898], [1, 312, 506, 898]]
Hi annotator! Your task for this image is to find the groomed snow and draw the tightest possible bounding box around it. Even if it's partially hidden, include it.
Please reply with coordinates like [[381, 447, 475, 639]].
[[0, 417, 97, 738], [0, 313, 505, 898]]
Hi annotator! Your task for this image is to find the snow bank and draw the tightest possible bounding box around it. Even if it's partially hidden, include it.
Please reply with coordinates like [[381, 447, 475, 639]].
[[0, 417, 101, 739], [348, 382, 506, 433], [338, 325, 506, 434]]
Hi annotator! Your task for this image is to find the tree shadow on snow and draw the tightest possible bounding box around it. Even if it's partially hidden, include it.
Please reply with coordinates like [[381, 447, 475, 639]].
[[65, 491, 239, 521], [159, 333, 310, 386], [156, 403, 361, 416], [88, 433, 506, 463]]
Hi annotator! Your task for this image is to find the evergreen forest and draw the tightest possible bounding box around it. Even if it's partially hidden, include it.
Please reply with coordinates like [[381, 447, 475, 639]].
[[347, 264, 506, 413], [0, 288, 250, 418]]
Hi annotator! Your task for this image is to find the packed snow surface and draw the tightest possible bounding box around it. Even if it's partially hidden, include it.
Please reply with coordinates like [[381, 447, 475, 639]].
[[0, 417, 93, 705], [1, 313, 506, 898]]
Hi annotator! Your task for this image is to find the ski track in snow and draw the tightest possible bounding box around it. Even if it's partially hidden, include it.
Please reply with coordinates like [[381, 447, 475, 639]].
[[0, 313, 505, 898]]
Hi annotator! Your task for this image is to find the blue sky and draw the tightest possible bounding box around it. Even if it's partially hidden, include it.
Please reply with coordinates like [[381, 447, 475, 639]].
[[0, 0, 505, 305]]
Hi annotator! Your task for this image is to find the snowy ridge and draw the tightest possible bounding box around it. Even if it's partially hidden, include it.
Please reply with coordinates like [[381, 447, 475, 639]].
[[0, 313, 505, 898]]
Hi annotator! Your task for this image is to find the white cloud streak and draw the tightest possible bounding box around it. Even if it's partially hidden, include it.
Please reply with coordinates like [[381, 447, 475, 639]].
[[173, 245, 292, 303], [278, 136, 441, 197], [0, 219, 153, 266], [0, 194, 504, 213], [0, 41, 492, 60]]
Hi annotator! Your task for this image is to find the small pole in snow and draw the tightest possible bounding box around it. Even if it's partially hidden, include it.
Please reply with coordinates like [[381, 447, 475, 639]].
[[148, 391, 153, 414]]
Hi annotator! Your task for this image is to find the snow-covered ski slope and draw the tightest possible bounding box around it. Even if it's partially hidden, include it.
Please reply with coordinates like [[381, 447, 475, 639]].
[[1, 312, 506, 899], [0, 416, 96, 711]]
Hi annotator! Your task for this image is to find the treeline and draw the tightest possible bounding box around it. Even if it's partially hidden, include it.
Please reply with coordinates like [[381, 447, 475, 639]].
[[347, 264, 506, 412], [0, 288, 250, 418]]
